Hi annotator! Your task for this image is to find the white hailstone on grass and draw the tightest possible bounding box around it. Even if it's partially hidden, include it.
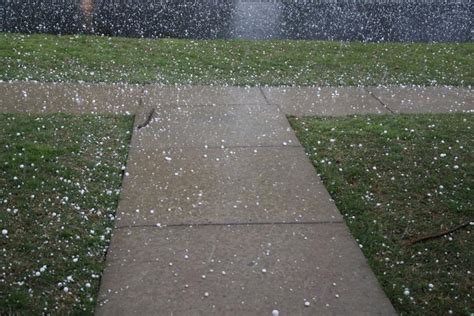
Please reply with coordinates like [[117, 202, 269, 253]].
[[165, 157, 172, 161], [304, 301, 310, 307], [2, 229, 8, 235], [85, 283, 91, 288], [403, 288, 410, 296], [63, 287, 69, 293], [272, 310, 280, 316], [261, 269, 267, 273], [204, 292, 209, 297]]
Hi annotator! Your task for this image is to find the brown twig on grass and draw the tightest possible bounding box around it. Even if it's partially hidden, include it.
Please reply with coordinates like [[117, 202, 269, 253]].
[[404, 219, 473, 246]]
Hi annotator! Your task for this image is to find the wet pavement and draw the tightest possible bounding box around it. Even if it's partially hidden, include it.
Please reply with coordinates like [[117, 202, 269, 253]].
[[97, 224, 393, 315], [0, 82, 142, 114], [97, 84, 396, 315], [1, 82, 472, 115], [1, 82, 472, 314]]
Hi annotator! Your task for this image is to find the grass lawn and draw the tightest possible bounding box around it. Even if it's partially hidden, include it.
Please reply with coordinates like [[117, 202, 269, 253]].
[[289, 113, 473, 315], [0, 32, 472, 86], [0, 113, 133, 314]]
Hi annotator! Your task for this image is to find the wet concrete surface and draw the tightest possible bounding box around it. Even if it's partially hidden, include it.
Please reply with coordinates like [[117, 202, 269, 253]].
[[2, 82, 471, 116], [96, 224, 396, 315], [115, 146, 342, 227], [0, 81, 142, 114]]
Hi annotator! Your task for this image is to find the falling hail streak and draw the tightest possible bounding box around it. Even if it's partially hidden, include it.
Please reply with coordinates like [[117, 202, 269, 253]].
[[80, 0, 94, 33]]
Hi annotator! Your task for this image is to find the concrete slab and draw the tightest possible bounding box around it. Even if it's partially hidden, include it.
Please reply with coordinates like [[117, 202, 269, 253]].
[[143, 85, 266, 107], [96, 224, 396, 315], [368, 86, 473, 114], [132, 104, 299, 148], [262, 86, 388, 116], [0, 81, 142, 114], [116, 147, 342, 227]]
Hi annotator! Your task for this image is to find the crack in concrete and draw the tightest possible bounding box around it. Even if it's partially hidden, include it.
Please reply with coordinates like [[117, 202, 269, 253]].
[[366, 88, 395, 114], [259, 86, 284, 113]]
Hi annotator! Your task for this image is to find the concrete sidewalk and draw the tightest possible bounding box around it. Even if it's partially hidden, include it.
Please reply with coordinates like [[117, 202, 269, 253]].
[[1, 81, 471, 115], [1, 82, 472, 315], [97, 89, 397, 315]]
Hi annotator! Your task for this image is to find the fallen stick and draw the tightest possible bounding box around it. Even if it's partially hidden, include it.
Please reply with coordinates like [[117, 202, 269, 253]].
[[404, 219, 473, 246], [137, 109, 155, 130]]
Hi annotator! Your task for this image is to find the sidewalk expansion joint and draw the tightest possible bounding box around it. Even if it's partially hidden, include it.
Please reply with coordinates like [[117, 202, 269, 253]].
[[115, 220, 345, 230], [146, 103, 272, 109], [129, 144, 303, 151]]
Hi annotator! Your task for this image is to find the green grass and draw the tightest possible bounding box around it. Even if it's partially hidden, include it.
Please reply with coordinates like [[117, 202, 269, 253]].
[[1, 32, 472, 86], [0, 113, 133, 314], [289, 113, 473, 315]]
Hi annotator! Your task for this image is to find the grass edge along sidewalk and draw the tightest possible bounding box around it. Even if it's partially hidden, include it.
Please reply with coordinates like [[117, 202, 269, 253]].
[[289, 113, 473, 315], [0, 32, 472, 86], [0, 113, 134, 314]]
